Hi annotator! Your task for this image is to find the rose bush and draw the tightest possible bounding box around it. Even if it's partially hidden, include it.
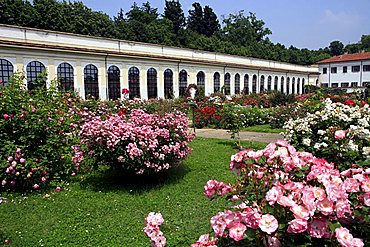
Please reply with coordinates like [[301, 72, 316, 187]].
[[283, 98, 370, 167], [0, 73, 81, 191], [73, 109, 194, 174]]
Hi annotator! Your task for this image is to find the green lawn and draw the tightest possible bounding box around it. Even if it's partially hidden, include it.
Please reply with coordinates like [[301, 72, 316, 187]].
[[0, 138, 266, 247], [241, 124, 284, 133]]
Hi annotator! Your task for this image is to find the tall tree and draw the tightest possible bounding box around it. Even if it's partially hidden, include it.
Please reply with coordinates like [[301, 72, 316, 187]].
[[187, 2, 203, 34], [360, 34, 370, 51], [163, 0, 185, 34], [202, 6, 219, 37], [328, 40, 344, 56]]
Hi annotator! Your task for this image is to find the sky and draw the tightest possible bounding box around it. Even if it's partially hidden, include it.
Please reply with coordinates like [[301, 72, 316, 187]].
[[79, 0, 370, 50]]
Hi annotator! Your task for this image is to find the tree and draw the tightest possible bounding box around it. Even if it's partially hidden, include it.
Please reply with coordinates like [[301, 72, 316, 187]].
[[187, 2, 203, 34], [360, 34, 370, 51], [328, 40, 344, 56], [344, 43, 361, 54], [163, 0, 185, 34], [202, 6, 219, 37]]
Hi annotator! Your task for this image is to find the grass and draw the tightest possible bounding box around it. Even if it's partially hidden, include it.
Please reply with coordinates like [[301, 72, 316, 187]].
[[0, 138, 266, 247], [241, 124, 284, 133]]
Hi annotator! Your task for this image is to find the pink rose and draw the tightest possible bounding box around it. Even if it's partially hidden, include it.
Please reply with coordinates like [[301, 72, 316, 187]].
[[335, 227, 364, 247], [307, 218, 329, 238], [334, 130, 346, 139], [317, 198, 334, 216], [287, 219, 308, 233], [3, 114, 9, 120], [228, 222, 246, 241], [259, 214, 278, 234], [33, 184, 39, 189], [364, 193, 370, 207], [56, 186, 62, 192]]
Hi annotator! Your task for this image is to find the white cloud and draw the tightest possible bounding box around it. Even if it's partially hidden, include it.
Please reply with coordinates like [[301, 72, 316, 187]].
[[320, 10, 360, 27]]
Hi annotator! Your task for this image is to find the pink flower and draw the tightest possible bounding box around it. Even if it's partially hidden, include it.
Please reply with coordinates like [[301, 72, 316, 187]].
[[55, 187, 62, 192], [266, 187, 281, 205], [334, 130, 346, 139], [335, 227, 364, 247], [145, 212, 164, 227], [263, 236, 281, 247], [287, 219, 308, 233], [228, 223, 246, 241], [33, 184, 39, 189], [364, 193, 370, 207], [3, 114, 9, 120], [1, 180, 6, 186], [259, 214, 278, 234], [290, 205, 310, 220], [317, 198, 334, 216], [343, 178, 360, 192], [307, 218, 329, 238]]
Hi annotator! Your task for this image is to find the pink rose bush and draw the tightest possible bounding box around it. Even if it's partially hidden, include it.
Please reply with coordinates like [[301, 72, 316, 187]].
[[144, 212, 166, 247], [73, 109, 194, 174], [283, 98, 370, 167], [196, 140, 368, 246]]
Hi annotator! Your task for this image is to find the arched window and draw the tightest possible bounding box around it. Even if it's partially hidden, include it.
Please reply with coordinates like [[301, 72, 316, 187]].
[[224, 73, 231, 95], [197, 71, 205, 92], [260, 75, 265, 92], [286, 77, 290, 94], [129, 67, 140, 99], [179, 70, 187, 97], [57, 62, 74, 92], [252, 75, 257, 93], [84, 64, 99, 99], [297, 78, 301, 95], [0, 59, 14, 86], [108, 65, 120, 100], [274, 76, 278, 91], [147, 68, 157, 99], [267, 76, 272, 91], [302, 78, 306, 94], [292, 77, 296, 94], [235, 73, 240, 94], [244, 74, 249, 94], [27, 61, 46, 90], [213, 72, 220, 93], [280, 77, 284, 92], [164, 69, 173, 99]]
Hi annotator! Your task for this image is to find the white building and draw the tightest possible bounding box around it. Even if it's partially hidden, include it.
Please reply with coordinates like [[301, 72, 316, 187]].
[[318, 52, 370, 92], [0, 24, 319, 100]]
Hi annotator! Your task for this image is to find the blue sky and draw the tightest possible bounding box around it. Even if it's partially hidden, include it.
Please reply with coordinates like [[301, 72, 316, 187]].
[[80, 0, 370, 50]]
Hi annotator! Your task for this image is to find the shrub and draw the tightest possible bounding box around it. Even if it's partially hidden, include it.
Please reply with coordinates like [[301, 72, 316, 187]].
[[73, 109, 194, 175], [283, 98, 370, 167], [0, 73, 81, 191]]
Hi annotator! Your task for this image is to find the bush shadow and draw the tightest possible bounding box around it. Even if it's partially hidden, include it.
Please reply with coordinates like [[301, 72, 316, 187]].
[[79, 163, 190, 195]]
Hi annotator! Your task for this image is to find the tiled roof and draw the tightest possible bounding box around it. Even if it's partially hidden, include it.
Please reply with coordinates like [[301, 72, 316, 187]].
[[318, 52, 370, 64]]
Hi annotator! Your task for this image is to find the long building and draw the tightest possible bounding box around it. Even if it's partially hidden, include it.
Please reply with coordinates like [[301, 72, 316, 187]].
[[0, 24, 319, 100], [318, 52, 370, 92]]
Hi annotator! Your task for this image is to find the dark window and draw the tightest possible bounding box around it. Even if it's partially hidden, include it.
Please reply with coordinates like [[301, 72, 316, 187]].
[[352, 66, 360, 72], [363, 65, 370, 72], [343, 66, 347, 73], [0, 59, 14, 86], [252, 75, 257, 93], [280, 77, 284, 92], [260, 75, 265, 92], [224, 73, 230, 95], [147, 68, 157, 99], [243, 74, 249, 94], [84, 64, 99, 99], [274, 76, 278, 91], [286, 77, 290, 94], [292, 78, 296, 94], [322, 83, 328, 88], [302, 78, 306, 93], [27, 61, 46, 90], [213, 72, 220, 93], [331, 83, 338, 88], [164, 69, 173, 99], [331, 67, 337, 74], [267, 76, 272, 91], [341, 82, 349, 87], [297, 78, 301, 94], [197, 71, 205, 92], [323, 68, 327, 74], [57, 62, 74, 92], [129, 67, 140, 99], [235, 73, 240, 94], [108, 65, 120, 100], [179, 70, 187, 97], [351, 82, 358, 87]]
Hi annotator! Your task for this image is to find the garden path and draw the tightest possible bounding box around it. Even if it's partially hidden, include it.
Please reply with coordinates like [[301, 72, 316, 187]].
[[193, 128, 283, 143]]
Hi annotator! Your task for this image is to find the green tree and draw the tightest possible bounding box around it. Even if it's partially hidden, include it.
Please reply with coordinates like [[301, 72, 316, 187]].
[[163, 0, 185, 34], [344, 43, 361, 54], [328, 40, 344, 56], [187, 2, 203, 34], [202, 6, 219, 37], [360, 34, 370, 51]]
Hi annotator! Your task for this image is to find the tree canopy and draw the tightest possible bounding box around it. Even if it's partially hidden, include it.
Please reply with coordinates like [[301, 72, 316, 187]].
[[0, 0, 367, 65]]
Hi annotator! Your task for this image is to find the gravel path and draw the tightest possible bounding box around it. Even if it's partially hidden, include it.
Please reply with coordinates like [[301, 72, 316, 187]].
[[193, 128, 283, 143]]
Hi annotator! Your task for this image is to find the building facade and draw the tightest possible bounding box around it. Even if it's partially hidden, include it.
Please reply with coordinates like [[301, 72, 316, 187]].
[[318, 52, 370, 92], [0, 24, 319, 100]]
